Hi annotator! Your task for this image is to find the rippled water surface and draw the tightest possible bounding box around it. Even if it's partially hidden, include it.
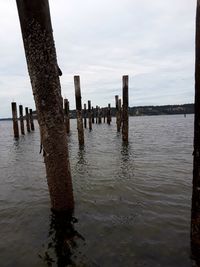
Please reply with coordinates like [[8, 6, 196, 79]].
[[0, 115, 194, 266]]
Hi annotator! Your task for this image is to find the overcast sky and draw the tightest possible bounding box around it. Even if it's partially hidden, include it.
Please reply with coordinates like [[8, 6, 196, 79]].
[[0, 0, 196, 118]]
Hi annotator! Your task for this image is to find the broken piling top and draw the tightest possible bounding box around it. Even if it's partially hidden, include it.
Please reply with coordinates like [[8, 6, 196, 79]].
[[122, 75, 129, 143], [11, 102, 19, 138]]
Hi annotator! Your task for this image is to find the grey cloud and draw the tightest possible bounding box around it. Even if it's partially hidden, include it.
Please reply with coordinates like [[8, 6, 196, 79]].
[[0, 0, 196, 117]]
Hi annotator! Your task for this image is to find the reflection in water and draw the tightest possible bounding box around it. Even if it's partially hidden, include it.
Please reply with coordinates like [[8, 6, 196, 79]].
[[121, 143, 130, 162], [119, 143, 134, 180], [78, 144, 85, 153], [77, 147, 86, 165], [39, 212, 85, 267]]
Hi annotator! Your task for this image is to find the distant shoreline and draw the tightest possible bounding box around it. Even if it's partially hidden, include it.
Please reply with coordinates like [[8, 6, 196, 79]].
[[0, 103, 194, 121]]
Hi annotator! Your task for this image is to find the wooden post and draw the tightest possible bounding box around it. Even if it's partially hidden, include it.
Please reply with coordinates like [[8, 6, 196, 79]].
[[29, 109, 35, 131], [103, 108, 106, 123], [11, 102, 19, 138], [122, 75, 129, 143], [83, 103, 87, 128], [64, 99, 70, 134], [98, 107, 102, 124], [118, 98, 122, 130], [19, 104, 25, 135], [74, 75, 84, 146], [96, 105, 98, 124], [107, 104, 111, 125], [16, 0, 74, 213], [25, 107, 31, 133], [191, 0, 200, 261], [115, 95, 120, 132], [88, 100, 92, 131], [92, 106, 94, 123]]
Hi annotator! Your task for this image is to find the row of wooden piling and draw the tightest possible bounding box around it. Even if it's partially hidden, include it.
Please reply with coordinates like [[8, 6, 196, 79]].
[[12, 76, 129, 145], [11, 102, 35, 138], [73, 75, 129, 146]]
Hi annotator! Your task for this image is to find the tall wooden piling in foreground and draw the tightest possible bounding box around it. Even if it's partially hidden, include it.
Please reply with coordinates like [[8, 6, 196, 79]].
[[107, 104, 111, 125], [122, 75, 129, 143], [25, 107, 31, 133], [19, 104, 25, 135], [29, 109, 35, 131], [88, 100, 92, 131], [92, 107, 95, 123], [191, 0, 200, 261], [83, 103, 87, 128], [64, 99, 70, 134], [11, 102, 19, 138], [74, 75, 84, 146], [16, 0, 74, 213], [115, 95, 120, 132]]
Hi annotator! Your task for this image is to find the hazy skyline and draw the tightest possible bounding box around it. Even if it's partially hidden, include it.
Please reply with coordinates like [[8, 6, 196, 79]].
[[0, 0, 196, 118]]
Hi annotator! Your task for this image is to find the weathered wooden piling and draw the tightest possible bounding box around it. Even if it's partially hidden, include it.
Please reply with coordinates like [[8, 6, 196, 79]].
[[98, 107, 102, 124], [83, 103, 87, 129], [118, 98, 122, 129], [25, 107, 31, 133], [74, 75, 84, 146], [96, 105, 98, 124], [16, 0, 74, 213], [11, 102, 19, 138], [19, 104, 25, 135], [92, 106, 95, 123], [103, 108, 106, 123], [29, 109, 35, 131], [122, 75, 129, 143], [191, 0, 200, 262], [107, 104, 111, 125], [88, 100, 92, 131], [64, 99, 70, 134], [115, 95, 121, 132]]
